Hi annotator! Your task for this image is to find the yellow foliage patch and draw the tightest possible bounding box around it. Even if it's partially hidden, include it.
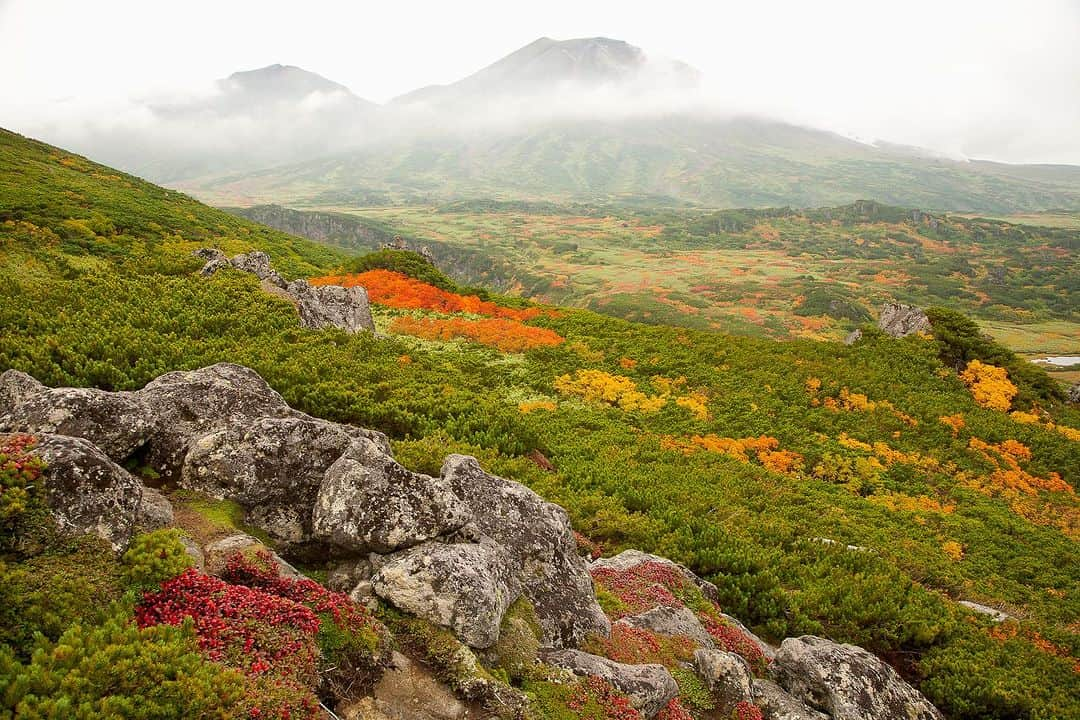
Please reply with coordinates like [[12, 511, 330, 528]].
[[960, 360, 1017, 412]]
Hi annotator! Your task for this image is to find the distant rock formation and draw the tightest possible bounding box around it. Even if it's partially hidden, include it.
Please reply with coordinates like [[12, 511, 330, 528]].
[[196, 249, 374, 333], [878, 303, 932, 338], [1068, 382, 1080, 403]]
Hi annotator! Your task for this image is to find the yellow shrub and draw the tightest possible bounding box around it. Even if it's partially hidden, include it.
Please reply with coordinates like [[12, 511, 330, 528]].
[[959, 360, 1017, 412]]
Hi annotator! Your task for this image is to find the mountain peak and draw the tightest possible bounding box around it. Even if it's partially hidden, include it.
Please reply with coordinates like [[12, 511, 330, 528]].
[[391, 36, 699, 106]]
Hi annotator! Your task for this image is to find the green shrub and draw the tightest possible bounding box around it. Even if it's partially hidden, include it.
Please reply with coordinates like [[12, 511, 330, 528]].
[[120, 529, 194, 592], [0, 610, 246, 719]]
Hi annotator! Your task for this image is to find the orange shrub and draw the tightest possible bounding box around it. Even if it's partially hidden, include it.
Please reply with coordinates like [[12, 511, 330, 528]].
[[960, 360, 1017, 412], [389, 316, 563, 353], [940, 414, 965, 437], [554, 370, 666, 413], [312, 270, 543, 320]]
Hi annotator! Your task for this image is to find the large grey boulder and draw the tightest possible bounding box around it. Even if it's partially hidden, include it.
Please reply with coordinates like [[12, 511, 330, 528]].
[[287, 279, 375, 333], [753, 679, 829, 720], [770, 636, 943, 720], [313, 438, 470, 553], [619, 605, 715, 650], [442, 454, 610, 648], [541, 649, 679, 718], [694, 649, 754, 715], [0, 370, 152, 462], [372, 539, 522, 649], [180, 414, 380, 543], [135, 363, 294, 477], [878, 303, 931, 338], [31, 434, 143, 551]]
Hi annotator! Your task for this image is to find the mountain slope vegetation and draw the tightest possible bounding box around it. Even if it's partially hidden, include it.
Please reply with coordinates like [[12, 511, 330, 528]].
[[1, 128, 1078, 718]]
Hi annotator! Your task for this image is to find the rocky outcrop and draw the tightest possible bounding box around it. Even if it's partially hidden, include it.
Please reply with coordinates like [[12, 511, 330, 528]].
[[287, 279, 375, 333], [843, 329, 862, 345], [196, 249, 374, 333], [313, 438, 470, 553], [878, 303, 931, 338], [770, 635, 942, 720], [620, 605, 715, 650], [591, 549, 723, 604], [0, 370, 152, 462], [372, 540, 521, 649], [694, 649, 754, 715], [340, 651, 468, 720], [542, 649, 679, 718], [442, 454, 610, 648], [31, 434, 143, 551], [957, 600, 1012, 623], [1068, 382, 1080, 404], [752, 679, 829, 720]]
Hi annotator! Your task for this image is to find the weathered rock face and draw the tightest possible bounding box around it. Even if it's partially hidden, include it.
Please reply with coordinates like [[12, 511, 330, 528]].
[[31, 434, 143, 551], [181, 415, 373, 543], [1068, 382, 1080, 404], [287, 279, 375, 333], [620, 605, 715, 650], [134, 486, 174, 531], [878, 303, 932, 338], [313, 438, 470, 554], [199, 249, 286, 288], [136, 363, 294, 476], [542, 649, 679, 718], [196, 249, 374, 333], [371, 539, 521, 649], [843, 329, 863, 345], [770, 635, 943, 720], [442, 454, 610, 648], [752, 679, 829, 720], [0, 370, 152, 462], [694, 649, 754, 715]]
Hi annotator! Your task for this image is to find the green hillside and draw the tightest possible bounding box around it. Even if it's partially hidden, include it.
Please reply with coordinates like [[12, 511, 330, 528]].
[[178, 116, 1080, 213], [2, 128, 1079, 719]]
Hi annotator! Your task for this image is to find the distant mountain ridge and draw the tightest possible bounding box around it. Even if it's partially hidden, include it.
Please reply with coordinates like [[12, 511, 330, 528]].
[[33, 36, 1080, 212]]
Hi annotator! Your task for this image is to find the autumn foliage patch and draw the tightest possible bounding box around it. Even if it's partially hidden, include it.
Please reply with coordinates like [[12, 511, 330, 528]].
[[390, 315, 563, 352], [312, 269, 542, 320]]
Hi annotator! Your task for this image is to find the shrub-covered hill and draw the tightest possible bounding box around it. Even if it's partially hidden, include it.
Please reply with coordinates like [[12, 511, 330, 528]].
[[1, 129, 1078, 719]]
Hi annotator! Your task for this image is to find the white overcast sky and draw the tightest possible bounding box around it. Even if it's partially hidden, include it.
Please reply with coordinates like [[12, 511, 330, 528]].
[[1, 0, 1079, 164]]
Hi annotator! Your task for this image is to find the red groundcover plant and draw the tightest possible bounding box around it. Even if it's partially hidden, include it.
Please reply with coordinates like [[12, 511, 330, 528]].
[[591, 560, 770, 673]]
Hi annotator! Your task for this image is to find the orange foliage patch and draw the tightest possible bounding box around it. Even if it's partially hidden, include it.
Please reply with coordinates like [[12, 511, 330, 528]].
[[662, 434, 803, 476], [389, 316, 563, 353], [312, 270, 543, 321], [940, 414, 965, 437], [960, 360, 1017, 412]]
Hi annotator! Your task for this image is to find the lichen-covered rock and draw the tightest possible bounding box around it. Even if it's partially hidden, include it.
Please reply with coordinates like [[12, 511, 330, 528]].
[[843, 329, 863, 345], [694, 649, 754, 715], [343, 651, 468, 720], [313, 438, 470, 553], [958, 600, 1012, 623], [180, 414, 375, 543], [287, 279, 375, 333], [770, 635, 943, 720], [442, 454, 609, 647], [372, 539, 522, 648], [1068, 382, 1080, 404], [619, 605, 715, 650], [720, 612, 777, 662], [752, 679, 829, 720], [878, 303, 931, 338], [134, 486, 174, 531], [32, 434, 142, 551], [136, 363, 294, 477], [542, 649, 679, 718], [0, 370, 152, 462]]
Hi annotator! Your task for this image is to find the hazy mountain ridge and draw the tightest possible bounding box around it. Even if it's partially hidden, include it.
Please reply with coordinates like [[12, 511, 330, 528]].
[[26, 36, 1080, 212]]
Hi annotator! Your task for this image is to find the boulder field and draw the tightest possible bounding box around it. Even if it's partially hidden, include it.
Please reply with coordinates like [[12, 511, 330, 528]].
[[0, 364, 943, 720]]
